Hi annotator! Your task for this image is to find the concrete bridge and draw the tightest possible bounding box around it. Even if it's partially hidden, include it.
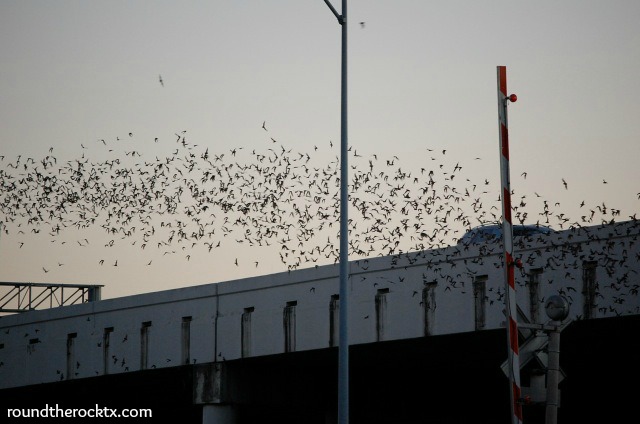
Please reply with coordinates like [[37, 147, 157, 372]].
[[1, 220, 639, 423]]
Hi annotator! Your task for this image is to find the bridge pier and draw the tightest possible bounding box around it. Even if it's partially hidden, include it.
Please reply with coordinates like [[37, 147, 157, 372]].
[[194, 362, 236, 424], [202, 405, 236, 424]]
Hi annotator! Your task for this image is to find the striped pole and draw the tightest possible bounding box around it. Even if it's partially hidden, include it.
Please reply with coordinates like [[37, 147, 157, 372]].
[[497, 65, 523, 424]]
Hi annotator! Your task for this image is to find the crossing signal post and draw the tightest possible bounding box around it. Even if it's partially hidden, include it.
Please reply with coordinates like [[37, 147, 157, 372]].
[[543, 295, 570, 424]]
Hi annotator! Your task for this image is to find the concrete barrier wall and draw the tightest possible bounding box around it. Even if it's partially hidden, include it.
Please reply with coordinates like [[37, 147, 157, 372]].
[[1, 220, 638, 389]]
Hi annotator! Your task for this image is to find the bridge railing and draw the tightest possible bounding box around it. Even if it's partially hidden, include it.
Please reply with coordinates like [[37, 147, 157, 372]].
[[0, 282, 103, 314]]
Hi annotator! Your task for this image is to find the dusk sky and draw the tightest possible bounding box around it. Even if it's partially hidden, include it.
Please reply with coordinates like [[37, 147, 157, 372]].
[[1, 1, 638, 300]]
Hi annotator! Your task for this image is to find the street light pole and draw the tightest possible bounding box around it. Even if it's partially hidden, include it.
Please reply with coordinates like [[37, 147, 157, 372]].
[[322, 1, 348, 423]]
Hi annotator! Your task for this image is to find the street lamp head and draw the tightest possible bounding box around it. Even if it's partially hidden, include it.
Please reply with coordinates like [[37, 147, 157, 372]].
[[545, 295, 570, 321]]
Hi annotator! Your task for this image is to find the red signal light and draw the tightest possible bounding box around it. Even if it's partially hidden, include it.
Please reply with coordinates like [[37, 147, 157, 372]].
[[520, 395, 532, 405], [508, 94, 518, 102]]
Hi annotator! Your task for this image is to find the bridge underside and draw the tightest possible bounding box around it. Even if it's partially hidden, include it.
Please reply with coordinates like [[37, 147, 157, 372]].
[[2, 315, 638, 424]]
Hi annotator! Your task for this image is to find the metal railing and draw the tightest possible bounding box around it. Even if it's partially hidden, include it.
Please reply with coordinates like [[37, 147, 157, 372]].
[[0, 282, 103, 314]]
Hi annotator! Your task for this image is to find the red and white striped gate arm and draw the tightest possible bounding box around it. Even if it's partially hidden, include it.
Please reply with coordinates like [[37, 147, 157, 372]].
[[497, 65, 523, 424]]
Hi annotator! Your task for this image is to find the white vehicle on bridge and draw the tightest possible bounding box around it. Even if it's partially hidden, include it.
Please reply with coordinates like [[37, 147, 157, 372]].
[[457, 223, 553, 245]]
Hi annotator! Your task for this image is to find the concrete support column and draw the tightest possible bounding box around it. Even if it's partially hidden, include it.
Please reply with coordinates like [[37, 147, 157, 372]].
[[195, 362, 235, 424], [202, 404, 236, 424]]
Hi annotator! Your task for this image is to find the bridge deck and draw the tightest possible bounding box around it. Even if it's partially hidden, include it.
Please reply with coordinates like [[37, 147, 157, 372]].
[[1, 315, 638, 423]]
